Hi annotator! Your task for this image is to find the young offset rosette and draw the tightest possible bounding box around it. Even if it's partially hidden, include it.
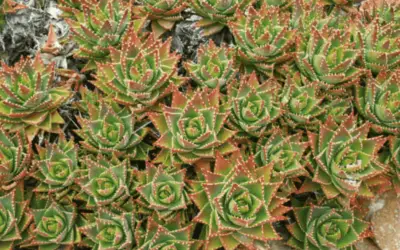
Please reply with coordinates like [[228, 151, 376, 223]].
[[355, 70, 400, 134], [229, 5, 295, 76], [75, 155, 133, 209], [254, 128, 309, 194], [189, 0, 255, 36], [80, 208, 135, 249], [66, 0, 139, 71], [75, 101, 151, 160], [305, 115, 388, 206], [31, 135, 78, 199], [360, 0, 400, 29], [0, 55, 71, 139], [93, 28, 184, 110], [280, 72, 326, 130], [287, 205, 370, 250], [136, 0, 187, 36], [0, 129, 32, 190], [184, 40, 238, 89], [0, 182, 33, 249], [135, 216, 194, 249], [226, 73, 282, 138], [189, 152, 285, 249], [149, 88, 237, 166], [351, 20, 400, 76], [27, 202, 80, 250], [135, 162, 190, 223], [294, 26, 365, 92]]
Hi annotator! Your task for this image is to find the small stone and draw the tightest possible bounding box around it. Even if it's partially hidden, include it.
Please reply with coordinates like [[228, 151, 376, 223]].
[[371, 190, 400, 250], [355, 238, 380, 250]]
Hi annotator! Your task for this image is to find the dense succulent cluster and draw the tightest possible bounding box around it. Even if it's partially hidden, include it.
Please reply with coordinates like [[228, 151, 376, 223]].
[[0, 0, 399, 249]]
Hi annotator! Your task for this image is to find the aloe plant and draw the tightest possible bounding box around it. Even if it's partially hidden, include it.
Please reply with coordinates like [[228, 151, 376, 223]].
[[0, 182, 32, 249], [294, 26, 365, 92], [189, 0, 255, 36], [75, 101, 151, 160], [189, 152, 283, 249], [287, 205, 370, 250], [360, 0, 400, 28], [28, 201, 80, 250], [31, 135, 78, 200], [135, 162, 190, 223], [355, 70, 400, 134], [184, 40, 238, 89], [306, 115, 388, 206], [66, 0, 141, 71], [0, 55, 71, 139], [149, 88, 237, 166], [93, 28, 184, 110], [80, 208, 135, 249], [351, 19, 400, 76], [226, 72, 282, 138], [0, 129, 32, 190], [75, 155, 133, 208], [229, 4, 295, 76], [388, 136, 400, 194]]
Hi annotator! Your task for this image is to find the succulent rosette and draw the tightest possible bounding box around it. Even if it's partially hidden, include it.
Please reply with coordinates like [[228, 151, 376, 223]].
[[66, 0, 138, 71], [28, 202, 80, 250], [136, 0, 187, 36], [149, 88, 237, 166], [0, 182, 33, 249], [305, 115, 388, 205], [31, 135, 78, 199], [93, 28, 184, 110], [135, 216, 194, 249], [135, 162, 190, 222], [0, 55, 71, 139], [184, 40, 238, 89], [229, 5, 295, 76], [189, 0, 255, 36], [280, 73, 326, 129], [189, 152, 284, 249], [294, 27, 365, 92], [75, 155, 133, 208], [355, 70, 400, 134], [75, 101, 151, 160], [254, 129, 309, 181], [287, 205, 370, 250], [351, 20, 400, 76], [80, 208, 135, 250], [0, 129, 32, 189], [226, 73, 282, 138]]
